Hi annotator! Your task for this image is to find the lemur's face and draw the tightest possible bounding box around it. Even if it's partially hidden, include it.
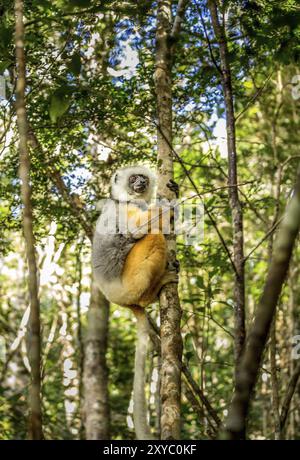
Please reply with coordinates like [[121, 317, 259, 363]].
[[128, 174, 149, 195]]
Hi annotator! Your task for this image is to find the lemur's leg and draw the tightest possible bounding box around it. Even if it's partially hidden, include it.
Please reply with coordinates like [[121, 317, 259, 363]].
[[122, 233, 167, 306], [138, 270, 178, 307]]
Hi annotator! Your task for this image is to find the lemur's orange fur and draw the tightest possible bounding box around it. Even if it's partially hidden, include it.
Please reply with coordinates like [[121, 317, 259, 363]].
[[123, 233, 167, 307], [122, 204, 174, 307]]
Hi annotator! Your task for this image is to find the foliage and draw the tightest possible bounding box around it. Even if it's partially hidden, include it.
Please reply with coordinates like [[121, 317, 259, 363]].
[[0, 0, 300, 440]]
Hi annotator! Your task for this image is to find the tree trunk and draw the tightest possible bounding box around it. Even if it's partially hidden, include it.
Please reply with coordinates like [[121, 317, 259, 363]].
[[130, 307, 155, 440], [76, 242, 85, 438], [154, 0, 183, 440], [269, 318, 281, 439], [223, 167, 300, 439], [83, 280, 110, 439], [14, 0, 43, 440], [207, 0, 246, 372], [268, 164, 282, 440], [280, 361, 300, 433]]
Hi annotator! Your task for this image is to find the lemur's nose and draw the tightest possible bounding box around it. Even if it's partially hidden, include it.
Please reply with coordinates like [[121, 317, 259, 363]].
[[137, 177, 146, 185]]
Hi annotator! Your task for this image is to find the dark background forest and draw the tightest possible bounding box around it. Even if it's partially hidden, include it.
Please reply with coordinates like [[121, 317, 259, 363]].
[[0, 0, 300, 441]]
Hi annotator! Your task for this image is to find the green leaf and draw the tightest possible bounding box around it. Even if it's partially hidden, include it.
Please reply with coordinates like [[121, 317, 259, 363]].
[[0, 26, 13, 49], [68, 0, 92, 7], [49, 87, 72, 123], [196, 276, 205, 289], [68, 53, 81, 76], [185, 351, 194, 363], [0, 60, 11, 73]]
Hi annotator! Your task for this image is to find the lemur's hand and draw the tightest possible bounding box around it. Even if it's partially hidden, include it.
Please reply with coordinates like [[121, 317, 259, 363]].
[[167, 259, 180, 273], [131, 228, 147, 239], [167, 179, 179, 198]]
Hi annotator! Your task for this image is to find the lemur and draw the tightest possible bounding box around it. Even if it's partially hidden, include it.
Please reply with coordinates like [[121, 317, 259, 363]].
[[92, 165, 179, 440]]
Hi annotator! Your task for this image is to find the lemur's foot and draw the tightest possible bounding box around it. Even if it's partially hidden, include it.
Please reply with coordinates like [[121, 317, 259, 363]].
[[167, 179, 179, 198], [161, 271, 179, 286]]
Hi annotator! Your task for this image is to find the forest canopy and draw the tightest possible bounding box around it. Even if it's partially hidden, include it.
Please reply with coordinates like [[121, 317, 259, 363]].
[[0, 0, 300, 441]]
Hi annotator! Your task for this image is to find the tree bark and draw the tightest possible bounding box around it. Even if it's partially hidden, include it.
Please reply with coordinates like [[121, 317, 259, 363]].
[[154, 0, 183, 440], [268, 163, 282, 440], [83, 280, 110, 439], [207, 0, 246, 372], [14, 0, 43, 440], [269, 318, 281, 439], [280, 361, 300, 433], [76, 242, 85, 438], [147, 314, 221, 434], [171, 0, 189, 38], [223, 167, 300, 439]]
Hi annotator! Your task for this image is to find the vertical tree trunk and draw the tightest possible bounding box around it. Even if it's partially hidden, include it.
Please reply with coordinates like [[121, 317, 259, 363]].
[[155, 354, 162, 438], [14, 0, 43, 440], [268, 164, 282, 440], [269, 318, 281, 439], [207, 0, 246, 372], [223, 167, 300, 439], [130, 307, 155, 440], [280, 361, 300, 433], [83, 279, 110, 439], [76, 242, 85, 438], [286, 271, 297, 438], [154, 0, 183, 440]]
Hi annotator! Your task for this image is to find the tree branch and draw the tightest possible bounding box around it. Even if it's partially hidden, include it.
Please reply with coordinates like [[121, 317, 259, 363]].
[[171, 0, 189, 39], [223, 166, 300, 439], [27, 128, 94, 241]]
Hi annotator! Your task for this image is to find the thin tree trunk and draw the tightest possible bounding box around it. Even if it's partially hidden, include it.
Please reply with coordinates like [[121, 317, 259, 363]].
[[223, 167, 300, 439], [147, 314, 221, 433], [130, 307, 155, 440], [76, 242, 85, 438], [268, 164, 282, 440], [269, 319, 281, 439], [155, 354, 162, 438], [287, 270, 297, 438], [207, 0, 246, 372], [154, 0, 183, 439], [280, 361, 300, 433], [14, 0, 43, 440], [83, 279, 110, 439]]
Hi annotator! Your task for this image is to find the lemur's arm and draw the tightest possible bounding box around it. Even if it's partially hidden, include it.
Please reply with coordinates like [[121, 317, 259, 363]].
[[127, 203, 174, 239]]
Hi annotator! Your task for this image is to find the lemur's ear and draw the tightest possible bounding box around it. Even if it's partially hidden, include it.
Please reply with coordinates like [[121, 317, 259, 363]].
[[114, 173, 118, 183]]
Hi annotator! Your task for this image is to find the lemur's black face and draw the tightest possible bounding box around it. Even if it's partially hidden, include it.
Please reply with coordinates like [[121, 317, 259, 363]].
[[128, 174, 149, 194]]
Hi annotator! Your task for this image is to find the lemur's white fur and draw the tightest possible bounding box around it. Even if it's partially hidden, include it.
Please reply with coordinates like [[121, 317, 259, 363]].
[[111, 165, 156, 203]]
